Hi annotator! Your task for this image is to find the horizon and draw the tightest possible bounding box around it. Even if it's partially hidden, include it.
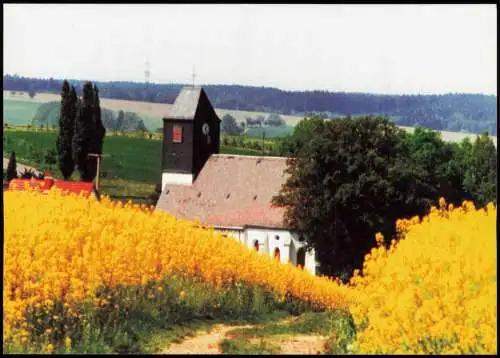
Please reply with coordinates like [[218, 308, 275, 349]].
[[3, 73, 497, 97], [4, 4, 497, 96]]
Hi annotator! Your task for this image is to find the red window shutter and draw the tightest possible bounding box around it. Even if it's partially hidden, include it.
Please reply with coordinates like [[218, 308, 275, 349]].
[[173, 125, 183, 143]]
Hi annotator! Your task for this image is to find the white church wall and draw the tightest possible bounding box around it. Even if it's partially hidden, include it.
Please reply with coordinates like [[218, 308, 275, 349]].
[[245, 228, 293, 265], [162, 172, 193, 190], [244, 228, 270, 253], [216, 228, 245, 243], [214, 226, 318, 276], [291, 235, 318, 275], [305, 249, 317, 275]]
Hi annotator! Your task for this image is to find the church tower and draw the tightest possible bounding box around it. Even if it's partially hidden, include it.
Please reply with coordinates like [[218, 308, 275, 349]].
[[161, 87, 220, 190]]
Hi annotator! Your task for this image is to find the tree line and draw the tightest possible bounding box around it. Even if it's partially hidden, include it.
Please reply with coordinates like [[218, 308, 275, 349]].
[[31, 101, 148, 134], [272, 116, 497, 280], [57, 81, 105, 181], [4, 74, 496, 135], [220, 113, 286, 136]]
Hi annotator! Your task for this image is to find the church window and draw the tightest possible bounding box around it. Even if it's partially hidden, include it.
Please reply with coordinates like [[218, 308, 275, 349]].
[[274, 248, 280, 261], [275, 235, 280, 241], [296, 248, 306, 269], [173, 125, 183, 143], [253, 240, 259, 251]]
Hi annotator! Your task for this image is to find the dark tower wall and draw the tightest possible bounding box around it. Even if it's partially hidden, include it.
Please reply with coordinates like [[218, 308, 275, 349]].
[[192, 90, 220, 180], [161, 88, 221, 182], [162, 120, 194, 174]]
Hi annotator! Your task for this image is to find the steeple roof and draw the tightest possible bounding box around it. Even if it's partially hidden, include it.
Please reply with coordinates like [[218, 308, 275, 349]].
[[165, 86, 203, 120]]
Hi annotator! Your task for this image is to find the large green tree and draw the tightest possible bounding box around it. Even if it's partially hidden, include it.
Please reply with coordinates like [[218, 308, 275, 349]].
[[272, 116, 438, 278], [56, 80, 75, 180], [87, 84, 106, 180], [404, 127, 466, 206], [73, 82, 95, 182]]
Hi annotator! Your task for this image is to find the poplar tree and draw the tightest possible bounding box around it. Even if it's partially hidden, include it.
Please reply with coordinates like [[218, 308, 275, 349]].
[[73, 82, 95, 182], [6, 151, 18, 181], [56, 80, 75, 179], [87, 84, 106, 180]]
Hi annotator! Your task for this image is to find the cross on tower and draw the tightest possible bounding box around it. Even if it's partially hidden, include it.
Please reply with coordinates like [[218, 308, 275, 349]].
[[192, 66, 197, 88]]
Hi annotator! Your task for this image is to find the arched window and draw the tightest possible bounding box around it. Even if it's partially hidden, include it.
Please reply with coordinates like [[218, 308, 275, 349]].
[[296, 248, 306, 269], [254, 240, 259, 252], [274, 248, 280, 261]]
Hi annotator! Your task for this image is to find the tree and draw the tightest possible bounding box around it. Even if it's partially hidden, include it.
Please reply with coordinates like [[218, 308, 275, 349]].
[[73, 82, 95, 182], [87, 84, 106, 180], [462, 133, 497, 207], [256, 115, 265, 127], [272, 116, 438, 279], [56, 80, 75, 180], [28, 84, 36, 99], [6, 151, 17, 181], [116, 110, 125, 134], [265, 113, 285, 126], [221, 114, 243, 135], [404, 126, 465, 206]]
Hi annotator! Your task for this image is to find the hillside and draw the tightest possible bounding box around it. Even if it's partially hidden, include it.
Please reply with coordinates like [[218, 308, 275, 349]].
[[4, 75, 497, 135], [3, 91, 497, 146], [29, 101, 149, 133]]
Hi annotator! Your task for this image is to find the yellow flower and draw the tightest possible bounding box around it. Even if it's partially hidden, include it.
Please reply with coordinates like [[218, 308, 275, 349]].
[[349, 199, 496, 354], [46, 343, 54, 353]]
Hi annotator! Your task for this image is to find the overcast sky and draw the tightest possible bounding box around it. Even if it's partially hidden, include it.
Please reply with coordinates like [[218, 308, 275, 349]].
[[3, 4, 497, 95]]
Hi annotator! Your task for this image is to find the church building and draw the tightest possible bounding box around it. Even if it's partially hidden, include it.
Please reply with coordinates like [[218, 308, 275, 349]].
[[155, 87, 318, 275]]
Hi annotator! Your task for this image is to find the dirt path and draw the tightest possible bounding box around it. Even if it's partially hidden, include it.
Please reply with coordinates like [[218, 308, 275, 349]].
[[161, 324, 254, 354], [161, 318, 329, 355], [262, 335, 328, 355]]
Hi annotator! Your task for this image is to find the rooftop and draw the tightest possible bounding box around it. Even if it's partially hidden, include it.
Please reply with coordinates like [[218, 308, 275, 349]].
[[165, 86, 202, 120], [155, 154, 291, 229]]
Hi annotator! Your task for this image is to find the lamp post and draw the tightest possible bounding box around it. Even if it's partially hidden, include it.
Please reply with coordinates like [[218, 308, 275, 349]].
[[88, 153, 109, 191]]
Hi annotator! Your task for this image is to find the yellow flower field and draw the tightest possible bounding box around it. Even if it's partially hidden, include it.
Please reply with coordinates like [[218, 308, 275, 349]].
[[4, 187, 496, 354], [348, 199, 497, 354], [3, 187, 349, 350]]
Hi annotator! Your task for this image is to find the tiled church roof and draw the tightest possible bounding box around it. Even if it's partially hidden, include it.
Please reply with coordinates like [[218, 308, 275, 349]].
[[206, 203, 287, 229], [155, 154, 291, 229]]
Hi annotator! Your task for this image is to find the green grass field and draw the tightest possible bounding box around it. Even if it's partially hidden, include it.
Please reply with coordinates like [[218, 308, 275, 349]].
[[244, 125, 294, 138], [3, 98, 161, 132], [3, 99, 43, 126], [3, 129, 273, 197]]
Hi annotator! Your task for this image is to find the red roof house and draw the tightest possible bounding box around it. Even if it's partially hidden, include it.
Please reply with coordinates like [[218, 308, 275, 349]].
[[8, 174, 94, 197]]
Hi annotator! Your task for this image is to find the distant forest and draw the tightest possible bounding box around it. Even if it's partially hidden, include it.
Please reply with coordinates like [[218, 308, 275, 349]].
[[4, 74, 497, 135]]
